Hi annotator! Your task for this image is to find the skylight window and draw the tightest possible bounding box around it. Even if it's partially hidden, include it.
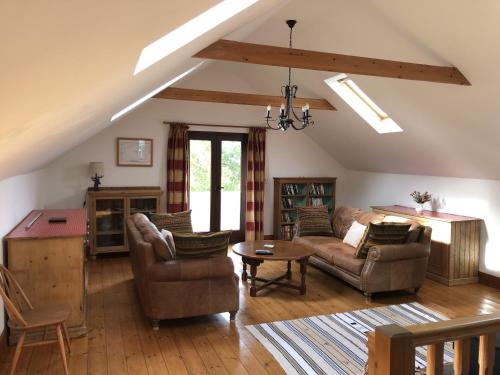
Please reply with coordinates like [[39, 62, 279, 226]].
[[134, 0, 259, 75], [324, 74, 403, 134], [111, 62, 204, 122]]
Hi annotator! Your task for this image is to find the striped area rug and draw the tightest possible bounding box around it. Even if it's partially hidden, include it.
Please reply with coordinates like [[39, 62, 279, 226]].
[[247, 302, 453, 375]]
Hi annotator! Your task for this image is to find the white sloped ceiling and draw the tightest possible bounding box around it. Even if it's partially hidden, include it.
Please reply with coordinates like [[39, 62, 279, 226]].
[[0, 0, 287, 180], [4, 0, 500, 180], [177, 0, 500, 179]]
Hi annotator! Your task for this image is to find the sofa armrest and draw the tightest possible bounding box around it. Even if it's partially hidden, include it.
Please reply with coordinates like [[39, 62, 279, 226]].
[[148, 257, 236, 282], [366, 242, 430, 263]]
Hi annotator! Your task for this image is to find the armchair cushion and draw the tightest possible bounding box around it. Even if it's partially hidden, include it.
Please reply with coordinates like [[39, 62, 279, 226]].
[[148, 257, 236, 282], [172, 230, 231, 258], [296, 206, 334, 236], [355, 222, 411, 258], [132, 213, 174, 261], [151, 210, 193, 233]]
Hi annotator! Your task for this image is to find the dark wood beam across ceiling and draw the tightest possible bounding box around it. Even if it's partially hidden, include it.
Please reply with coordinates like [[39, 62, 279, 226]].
[[154, 87, 336, 110], [194, 39, 471, 86]]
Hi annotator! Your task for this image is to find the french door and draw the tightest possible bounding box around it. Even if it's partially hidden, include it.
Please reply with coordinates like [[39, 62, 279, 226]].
[[188, 131, 247, 242]]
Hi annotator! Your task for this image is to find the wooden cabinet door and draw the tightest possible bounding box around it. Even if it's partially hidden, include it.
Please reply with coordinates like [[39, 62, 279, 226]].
[[428, 241, 450, 279]]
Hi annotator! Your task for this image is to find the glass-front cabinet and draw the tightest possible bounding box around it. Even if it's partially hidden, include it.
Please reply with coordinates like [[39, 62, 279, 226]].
[[87, 187, 163, 258], [95, 198, 125, 250]]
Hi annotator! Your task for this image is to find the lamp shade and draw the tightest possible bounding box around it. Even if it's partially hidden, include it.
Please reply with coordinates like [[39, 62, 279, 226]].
[[89, 162, 104, 177]]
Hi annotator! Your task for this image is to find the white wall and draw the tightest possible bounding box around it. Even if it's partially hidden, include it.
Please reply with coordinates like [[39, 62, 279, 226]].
[[344, 170, 500, 277], [42, 99, 346, 235], [0, 170, 44, 334]]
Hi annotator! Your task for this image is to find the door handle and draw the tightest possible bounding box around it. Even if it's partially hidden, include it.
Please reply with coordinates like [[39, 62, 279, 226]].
[[216, 186, 224, 192]]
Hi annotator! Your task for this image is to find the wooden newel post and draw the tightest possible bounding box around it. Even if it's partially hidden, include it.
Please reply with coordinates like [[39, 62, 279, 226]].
[[369, 324, 414, 375]]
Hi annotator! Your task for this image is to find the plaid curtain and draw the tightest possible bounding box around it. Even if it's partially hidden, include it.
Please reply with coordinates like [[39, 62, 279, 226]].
[[246, 127, 266, 240], [167, 123, 190, 212]]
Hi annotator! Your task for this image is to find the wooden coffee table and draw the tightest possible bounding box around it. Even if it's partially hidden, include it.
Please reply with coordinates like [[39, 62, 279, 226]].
[[232, 240, 314, 297]]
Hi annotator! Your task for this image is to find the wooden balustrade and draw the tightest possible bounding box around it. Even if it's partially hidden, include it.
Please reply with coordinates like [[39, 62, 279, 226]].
[[367, 313, 500, 375]]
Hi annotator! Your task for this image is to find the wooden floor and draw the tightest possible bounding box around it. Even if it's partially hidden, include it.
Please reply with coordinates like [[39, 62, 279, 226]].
[[1, 253, 500, 374]]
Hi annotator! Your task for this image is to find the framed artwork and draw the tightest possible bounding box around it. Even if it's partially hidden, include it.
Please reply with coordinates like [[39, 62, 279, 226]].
[[116, 138, 153, 167]]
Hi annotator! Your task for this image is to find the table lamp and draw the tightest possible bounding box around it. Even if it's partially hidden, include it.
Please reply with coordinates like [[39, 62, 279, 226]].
[[89, 162, 104, 191]]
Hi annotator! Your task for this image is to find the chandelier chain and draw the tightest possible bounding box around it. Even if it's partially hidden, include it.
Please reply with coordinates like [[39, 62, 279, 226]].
[[264, 19, 313, 131]]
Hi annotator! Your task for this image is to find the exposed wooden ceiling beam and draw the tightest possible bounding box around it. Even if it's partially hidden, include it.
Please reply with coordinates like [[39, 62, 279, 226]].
[[194, 39, 471, 86], [153, 87, 336, 110]]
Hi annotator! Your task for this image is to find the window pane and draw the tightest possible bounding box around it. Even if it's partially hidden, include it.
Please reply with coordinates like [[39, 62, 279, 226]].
[[220, 141, 242, 231], [189, 140, 211, 232]]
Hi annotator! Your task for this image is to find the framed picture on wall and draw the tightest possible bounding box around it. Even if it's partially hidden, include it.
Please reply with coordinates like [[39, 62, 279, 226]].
[[116, 138, 153, 167]]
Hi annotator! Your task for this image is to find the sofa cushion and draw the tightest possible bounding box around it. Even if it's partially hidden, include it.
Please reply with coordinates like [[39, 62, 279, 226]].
[[172, 230, 231, 258], [330, 246, 366, 276], [382, 215, 422, 243], [132, 213, 174, 261], [296, 206, 334, 236], [148, 257, 236, 282], [355, 222, 411, 258], [405, 226, 423, 243], [150, 210, 193, 233], [294, 236, 365, 275], [332, 206, 362, 239], [342, 220, 367, 248], [354, 211, 385, 226]]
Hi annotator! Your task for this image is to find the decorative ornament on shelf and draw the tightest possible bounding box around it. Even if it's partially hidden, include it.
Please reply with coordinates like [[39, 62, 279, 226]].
[[89, 162, 104, 191], [265, 20, 313, 131], [410, 191, 432, 213]]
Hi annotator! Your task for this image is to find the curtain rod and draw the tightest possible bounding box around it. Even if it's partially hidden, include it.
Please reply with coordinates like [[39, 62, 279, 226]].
[[163, 121, 267, 130]]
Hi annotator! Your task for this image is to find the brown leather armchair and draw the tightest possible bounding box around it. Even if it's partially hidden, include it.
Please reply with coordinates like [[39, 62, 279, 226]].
[[126, 214, 239, 330]]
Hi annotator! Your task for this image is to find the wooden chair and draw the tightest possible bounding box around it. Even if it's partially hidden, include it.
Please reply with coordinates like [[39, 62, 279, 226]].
[[0, 265, 71, 375]]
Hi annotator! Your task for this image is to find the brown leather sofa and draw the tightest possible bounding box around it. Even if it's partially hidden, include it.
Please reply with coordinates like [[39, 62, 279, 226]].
[[293, 206, 432, 297], [126, 214, 239, 329]]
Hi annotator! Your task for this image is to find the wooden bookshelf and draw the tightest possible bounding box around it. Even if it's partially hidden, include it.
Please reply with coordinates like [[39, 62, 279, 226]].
[[273, 177, 337, 241]]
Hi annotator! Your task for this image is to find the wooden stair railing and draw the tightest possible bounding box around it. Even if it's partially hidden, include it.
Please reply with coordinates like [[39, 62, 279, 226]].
[[367, 313, 500, 375]]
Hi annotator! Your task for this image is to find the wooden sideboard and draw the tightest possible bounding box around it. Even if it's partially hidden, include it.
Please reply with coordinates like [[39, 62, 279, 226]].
[[87, 186, 163, 258], [372, 205, 482, 286], [5, 209, 88, 343]]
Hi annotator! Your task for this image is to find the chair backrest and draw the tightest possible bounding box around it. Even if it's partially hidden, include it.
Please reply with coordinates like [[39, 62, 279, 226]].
[[0, 265, 33, 327]]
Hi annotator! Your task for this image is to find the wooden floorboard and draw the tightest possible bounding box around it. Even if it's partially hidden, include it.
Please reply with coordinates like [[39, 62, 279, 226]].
[[1, 252, 499, 374]]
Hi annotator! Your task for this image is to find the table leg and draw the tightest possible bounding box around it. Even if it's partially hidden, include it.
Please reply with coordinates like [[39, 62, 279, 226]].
[[286, 260, 292, 280], [299, 258, 308, 295], [242, 258, 248, 282], [250, 263, 258, 297]]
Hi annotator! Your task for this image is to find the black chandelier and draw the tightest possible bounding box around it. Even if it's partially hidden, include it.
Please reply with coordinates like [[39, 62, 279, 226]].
[[265, 20, 313, 131]]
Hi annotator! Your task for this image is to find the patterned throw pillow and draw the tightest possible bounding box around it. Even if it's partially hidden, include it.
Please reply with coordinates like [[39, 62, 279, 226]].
[[355, 222, 411, 258], [150, 210, 193, 233], [296, 206, 334, 237], [172, 231, 232, 258]]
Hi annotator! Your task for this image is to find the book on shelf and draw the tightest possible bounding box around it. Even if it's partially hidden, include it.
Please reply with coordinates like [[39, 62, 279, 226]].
[[281, 211, 294, 223], [311, 198, 324, 207], [281, 197, 295, 209], [309, 183, 326, 195], [281, 183, 301, 195], [280, 225, 294, 240]]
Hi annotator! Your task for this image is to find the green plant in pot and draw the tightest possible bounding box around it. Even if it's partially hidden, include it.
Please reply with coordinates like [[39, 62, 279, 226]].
[[410, 191, 432, 213]]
